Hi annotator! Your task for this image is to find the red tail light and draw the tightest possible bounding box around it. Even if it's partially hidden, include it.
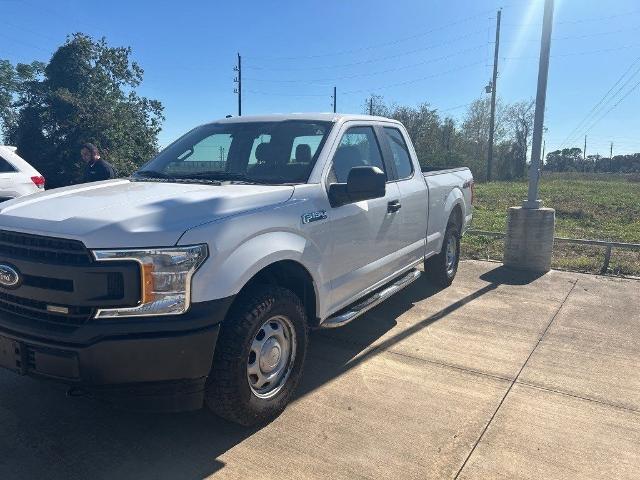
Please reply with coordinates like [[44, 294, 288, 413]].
[[31, 175, 45, 189]]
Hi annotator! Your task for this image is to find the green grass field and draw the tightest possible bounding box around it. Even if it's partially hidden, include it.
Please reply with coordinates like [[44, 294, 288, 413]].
[[461, 173, 640, 276]]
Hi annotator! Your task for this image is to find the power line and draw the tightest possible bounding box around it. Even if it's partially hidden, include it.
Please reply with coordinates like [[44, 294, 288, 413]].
[[502, 9, 640, 27], [440, 102, 474, 113], [244, 89, 328, 97], [242, 61, 484, 98], [583, 78, 640, 135], [243, 44, 486, 85], [244, 29, 487, 71], [341, 61, 485, 94], [503, 44, 640, 61], [500, 25, 640, 45], [242, 9, 494, 62], [560, 56, 640, 147], [0, 32, 50, 54]]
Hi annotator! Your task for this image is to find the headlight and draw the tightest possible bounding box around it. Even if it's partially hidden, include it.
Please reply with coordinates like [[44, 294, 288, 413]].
[[92, 244, 208, 318]]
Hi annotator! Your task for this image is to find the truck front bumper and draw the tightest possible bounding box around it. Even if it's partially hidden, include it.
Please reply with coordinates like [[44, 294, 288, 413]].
[[0, 297, 234, 412]]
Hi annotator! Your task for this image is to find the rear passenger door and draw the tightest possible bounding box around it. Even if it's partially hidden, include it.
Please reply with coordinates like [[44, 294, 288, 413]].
[[379, 125, 429, 267], [324, 124, 402, 312]]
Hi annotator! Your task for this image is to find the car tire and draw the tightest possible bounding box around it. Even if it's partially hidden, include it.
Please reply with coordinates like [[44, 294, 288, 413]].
[[205, 285, 308, 426], [425, 223, 461, 288]]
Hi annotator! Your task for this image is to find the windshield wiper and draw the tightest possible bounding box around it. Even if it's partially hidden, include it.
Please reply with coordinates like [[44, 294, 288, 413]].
[[176, 172, 275, 184], [131, 170, 222, 185]]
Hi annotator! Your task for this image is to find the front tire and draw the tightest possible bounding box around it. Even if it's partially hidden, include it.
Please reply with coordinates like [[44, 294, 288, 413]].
[[425, 224, 460, 287], [205, 286, 308, 426]]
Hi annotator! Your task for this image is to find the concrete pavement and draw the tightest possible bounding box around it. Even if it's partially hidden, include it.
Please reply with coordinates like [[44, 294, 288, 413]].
[[0, 260, 638, 479]]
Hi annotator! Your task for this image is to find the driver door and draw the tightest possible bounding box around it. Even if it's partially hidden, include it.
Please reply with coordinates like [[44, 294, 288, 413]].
[[324, 124, 403, 313]]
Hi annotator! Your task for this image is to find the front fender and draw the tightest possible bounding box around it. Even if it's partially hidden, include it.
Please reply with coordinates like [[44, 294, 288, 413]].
[[182, 229, 324, 306]]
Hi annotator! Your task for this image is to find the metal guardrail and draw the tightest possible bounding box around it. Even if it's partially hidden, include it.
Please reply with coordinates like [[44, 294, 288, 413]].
[[466, 229, 640, 274]]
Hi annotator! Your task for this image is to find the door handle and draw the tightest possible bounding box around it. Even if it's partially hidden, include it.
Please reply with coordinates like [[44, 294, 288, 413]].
[[387, 200, 402, 213]]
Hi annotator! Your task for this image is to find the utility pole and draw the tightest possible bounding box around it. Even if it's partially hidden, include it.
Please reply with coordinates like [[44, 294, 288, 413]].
[[487, 8, 502, 182], [332, 86, 337, 113], [583, 135, 587, 160], [233, 53, 242, 116], [369, 97, 373, 115], [541, 140, 545, 170], [523, 0, 554, 208], [610, 141, 613, 172]]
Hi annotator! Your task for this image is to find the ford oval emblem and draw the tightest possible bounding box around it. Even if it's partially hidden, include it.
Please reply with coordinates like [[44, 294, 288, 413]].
[[0, 264, 21, 289]]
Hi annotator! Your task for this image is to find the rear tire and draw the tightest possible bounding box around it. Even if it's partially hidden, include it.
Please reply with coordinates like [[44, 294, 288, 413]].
[[425, 223, 460, 287], [205, 286, 308, 426]]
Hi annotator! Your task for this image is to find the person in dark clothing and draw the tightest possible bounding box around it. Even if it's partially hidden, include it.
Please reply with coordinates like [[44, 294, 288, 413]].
[[80, 143, 116, 183]]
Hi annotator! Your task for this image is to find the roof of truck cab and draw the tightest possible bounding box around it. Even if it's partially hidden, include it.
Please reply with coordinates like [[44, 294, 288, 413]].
[[209, 113, 401, 124]]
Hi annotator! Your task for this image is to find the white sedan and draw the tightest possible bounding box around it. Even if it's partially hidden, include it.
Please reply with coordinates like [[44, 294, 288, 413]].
[[0, 146, 45, 202]]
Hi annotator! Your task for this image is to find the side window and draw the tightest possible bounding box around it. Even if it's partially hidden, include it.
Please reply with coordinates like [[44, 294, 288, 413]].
[[383, 127, 413, 179], [249, 134, 272, 165], [0, 155, 16, 173], [329, 126, 385, 183], [289, 135, 323, 164]]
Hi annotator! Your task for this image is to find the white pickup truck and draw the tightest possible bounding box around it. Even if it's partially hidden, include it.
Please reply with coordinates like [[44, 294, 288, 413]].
[[0, 114, 473, 425]]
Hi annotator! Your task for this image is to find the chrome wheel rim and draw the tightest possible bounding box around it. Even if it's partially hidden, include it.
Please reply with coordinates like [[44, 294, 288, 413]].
[[445, 234, 458, 276], [247, 315, 297, 399]]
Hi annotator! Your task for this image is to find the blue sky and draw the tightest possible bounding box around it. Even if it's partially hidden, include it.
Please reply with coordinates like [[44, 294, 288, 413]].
[[1, 0, 639, 155]]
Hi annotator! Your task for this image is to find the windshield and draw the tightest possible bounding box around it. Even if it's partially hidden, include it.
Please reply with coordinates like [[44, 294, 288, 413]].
[[134, 120, 333, 185]]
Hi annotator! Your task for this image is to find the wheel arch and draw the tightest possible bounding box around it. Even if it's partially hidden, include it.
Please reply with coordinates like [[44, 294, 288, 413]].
[[233, 259, 319, 327]]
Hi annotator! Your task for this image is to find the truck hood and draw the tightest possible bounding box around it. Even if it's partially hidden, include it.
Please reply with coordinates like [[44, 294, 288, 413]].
[[0, 179, 294, 248]]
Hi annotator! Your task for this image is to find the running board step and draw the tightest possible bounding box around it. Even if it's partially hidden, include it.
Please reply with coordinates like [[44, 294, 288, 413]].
[[320, 269, 421, 329]]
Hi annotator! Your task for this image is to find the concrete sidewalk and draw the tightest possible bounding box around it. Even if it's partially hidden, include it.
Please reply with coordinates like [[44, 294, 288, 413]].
[[0, 261, 638, 479]]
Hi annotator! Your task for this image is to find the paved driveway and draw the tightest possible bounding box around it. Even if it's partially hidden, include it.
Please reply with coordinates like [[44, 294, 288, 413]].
[[1, 260, 638, 479]]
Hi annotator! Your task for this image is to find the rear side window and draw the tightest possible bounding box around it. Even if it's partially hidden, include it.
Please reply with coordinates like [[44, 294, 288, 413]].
[[290, 135, 324, 164], [383, 127, 413, 180], [0, 155, 16, 173], [329, 126, 385, 183]]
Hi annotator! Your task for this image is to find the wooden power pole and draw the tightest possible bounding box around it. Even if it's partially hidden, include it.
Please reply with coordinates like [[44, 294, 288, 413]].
[[487, 9, 502, 181], [332, 86, 337, 113], [233, 53, 242, 116]]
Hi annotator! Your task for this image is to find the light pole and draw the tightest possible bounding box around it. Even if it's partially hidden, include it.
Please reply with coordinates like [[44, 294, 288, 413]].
[[504, 0, 556, 273], [523, 0, 554, 209]]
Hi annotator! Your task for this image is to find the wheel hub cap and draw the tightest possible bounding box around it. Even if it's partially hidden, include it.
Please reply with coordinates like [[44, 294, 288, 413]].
[[247, 315, 297, 399], [260, 338, 282, 372]]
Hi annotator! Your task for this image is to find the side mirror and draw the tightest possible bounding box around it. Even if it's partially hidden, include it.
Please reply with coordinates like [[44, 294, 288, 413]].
[[329, 166, 386, 207]]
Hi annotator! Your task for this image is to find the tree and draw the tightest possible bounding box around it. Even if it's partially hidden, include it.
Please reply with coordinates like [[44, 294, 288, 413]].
[[2, 33, 163, 187], [362, 94, 390, 117], [545, 148, 582, 172], [460, 97, 506, 181], [501, 99, 534, 179], [0, 59, 45, 140]]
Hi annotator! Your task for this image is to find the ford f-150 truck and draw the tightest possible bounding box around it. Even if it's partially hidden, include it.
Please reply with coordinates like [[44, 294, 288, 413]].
[[0, 114, 473, 425]]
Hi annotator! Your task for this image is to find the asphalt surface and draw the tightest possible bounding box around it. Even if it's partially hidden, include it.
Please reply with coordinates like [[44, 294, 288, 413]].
[[1, 260, 638, 479]]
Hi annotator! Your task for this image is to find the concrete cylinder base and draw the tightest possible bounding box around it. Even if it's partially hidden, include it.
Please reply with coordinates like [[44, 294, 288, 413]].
[[503, 207, 555, 273]]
